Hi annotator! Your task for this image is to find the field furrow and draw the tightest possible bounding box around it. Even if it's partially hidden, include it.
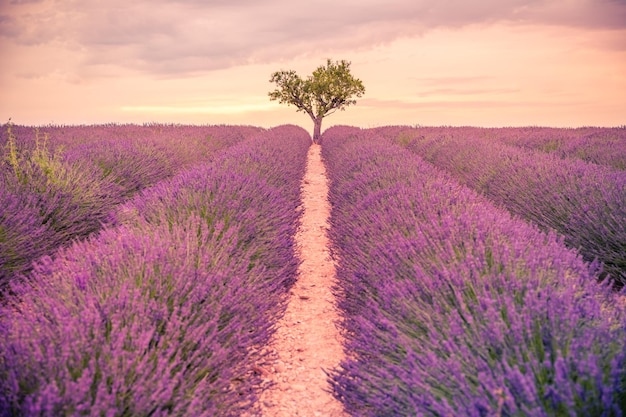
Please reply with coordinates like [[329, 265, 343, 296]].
[[255, 143, 346, 417]]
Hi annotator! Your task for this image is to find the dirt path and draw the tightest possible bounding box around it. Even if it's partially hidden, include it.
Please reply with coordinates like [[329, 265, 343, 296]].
[[255, 144, 346, 417]]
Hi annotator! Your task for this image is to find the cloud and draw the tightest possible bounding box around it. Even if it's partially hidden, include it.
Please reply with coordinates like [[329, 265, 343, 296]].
[[511, 0, 626, 29], [1, 0, 625, 76], [8, 0, 45, 4]]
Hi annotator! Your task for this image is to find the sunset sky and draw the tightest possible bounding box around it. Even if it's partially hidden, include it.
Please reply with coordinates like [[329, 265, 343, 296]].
[[1, 0, 625, 132]]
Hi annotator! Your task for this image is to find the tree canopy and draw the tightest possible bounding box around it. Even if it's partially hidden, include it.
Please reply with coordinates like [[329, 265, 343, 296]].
[[269, 59, 365, 143]]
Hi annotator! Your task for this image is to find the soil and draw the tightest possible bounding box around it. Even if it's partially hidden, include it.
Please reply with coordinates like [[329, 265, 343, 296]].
[[252, 144, 347, 417]]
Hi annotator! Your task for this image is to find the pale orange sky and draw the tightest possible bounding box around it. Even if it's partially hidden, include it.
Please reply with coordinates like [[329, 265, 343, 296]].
[[1, 0, 625, 132]]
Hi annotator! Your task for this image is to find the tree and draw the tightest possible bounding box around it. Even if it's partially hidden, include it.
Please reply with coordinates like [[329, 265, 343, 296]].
[[269, 59, 365, 143]]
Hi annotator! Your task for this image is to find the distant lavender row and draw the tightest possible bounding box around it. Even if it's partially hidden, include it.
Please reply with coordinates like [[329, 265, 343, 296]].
[[0, 123, 264, 169], [0, 123, 260, 287], [62, 124, 264, 196], [371, 125, 626, 171], [0, 125, 311, 416], [485, 126, 626, 171], [322, 126, 626, 416], [385, 126, 626, 286], [0, 126, 122, 288]]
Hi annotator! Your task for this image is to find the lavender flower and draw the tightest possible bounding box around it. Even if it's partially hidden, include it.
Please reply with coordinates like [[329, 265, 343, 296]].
[[1, 123, 264, 288], [388, 126, 626, 286], [0, 125, 310, 415], [323, 127, 626, 416]]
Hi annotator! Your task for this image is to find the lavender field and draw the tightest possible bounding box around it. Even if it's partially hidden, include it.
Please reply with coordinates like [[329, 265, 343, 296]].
[[386, 126, 626, 287], [323, 126, 625, 416], [1, 123, 625, 415], [0, 123, 310, 415], [0, 123, 265, 285]]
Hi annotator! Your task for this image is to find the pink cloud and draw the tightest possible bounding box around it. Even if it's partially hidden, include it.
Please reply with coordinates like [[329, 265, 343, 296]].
[[1, 0, 625, 76]]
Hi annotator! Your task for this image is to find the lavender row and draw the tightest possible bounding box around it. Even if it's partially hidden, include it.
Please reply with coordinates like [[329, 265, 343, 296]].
[[371, 125, 626, 171], [1, 123, 265, 170], [0, 123, 259, 287], [0, 125, 122, 288], [384, 126, 626, 286], [0, 125, 311, 416], [483, 126, 626, 171], [322, 126, 626, 416], [59, 124, 265, 190]]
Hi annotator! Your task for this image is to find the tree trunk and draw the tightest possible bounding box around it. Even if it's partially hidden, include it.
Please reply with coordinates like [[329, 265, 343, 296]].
[[312, 117, 323, 144]]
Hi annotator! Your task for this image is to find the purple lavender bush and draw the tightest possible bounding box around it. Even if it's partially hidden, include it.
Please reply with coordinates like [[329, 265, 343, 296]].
[[60, 124, 264, 195], [109, 125, 307, 221], [0, 189, 52, 283], [387, 126, 626, 286], [322, 127, 626, 416], [64, 140, 175, 198], [0, 123, 263, 169], [486, 126, 626, 171], [1, 124, 123, 287], [1, 222, 254, 416], [370, 125, 626, 171], [1, 122, 259, 288], [60, 124, 263, 200], [0, 125, 310, 416]]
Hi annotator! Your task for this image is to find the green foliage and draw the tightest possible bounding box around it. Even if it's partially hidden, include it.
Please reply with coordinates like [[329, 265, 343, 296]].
[[268, 59, 365, 118], [3, 120, 67, 191], [4, 121, 21, 180], [268, 59, 365, 141]]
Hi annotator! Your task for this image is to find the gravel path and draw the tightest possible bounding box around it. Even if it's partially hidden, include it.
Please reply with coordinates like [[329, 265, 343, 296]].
[[254, 143, 347, 417]]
